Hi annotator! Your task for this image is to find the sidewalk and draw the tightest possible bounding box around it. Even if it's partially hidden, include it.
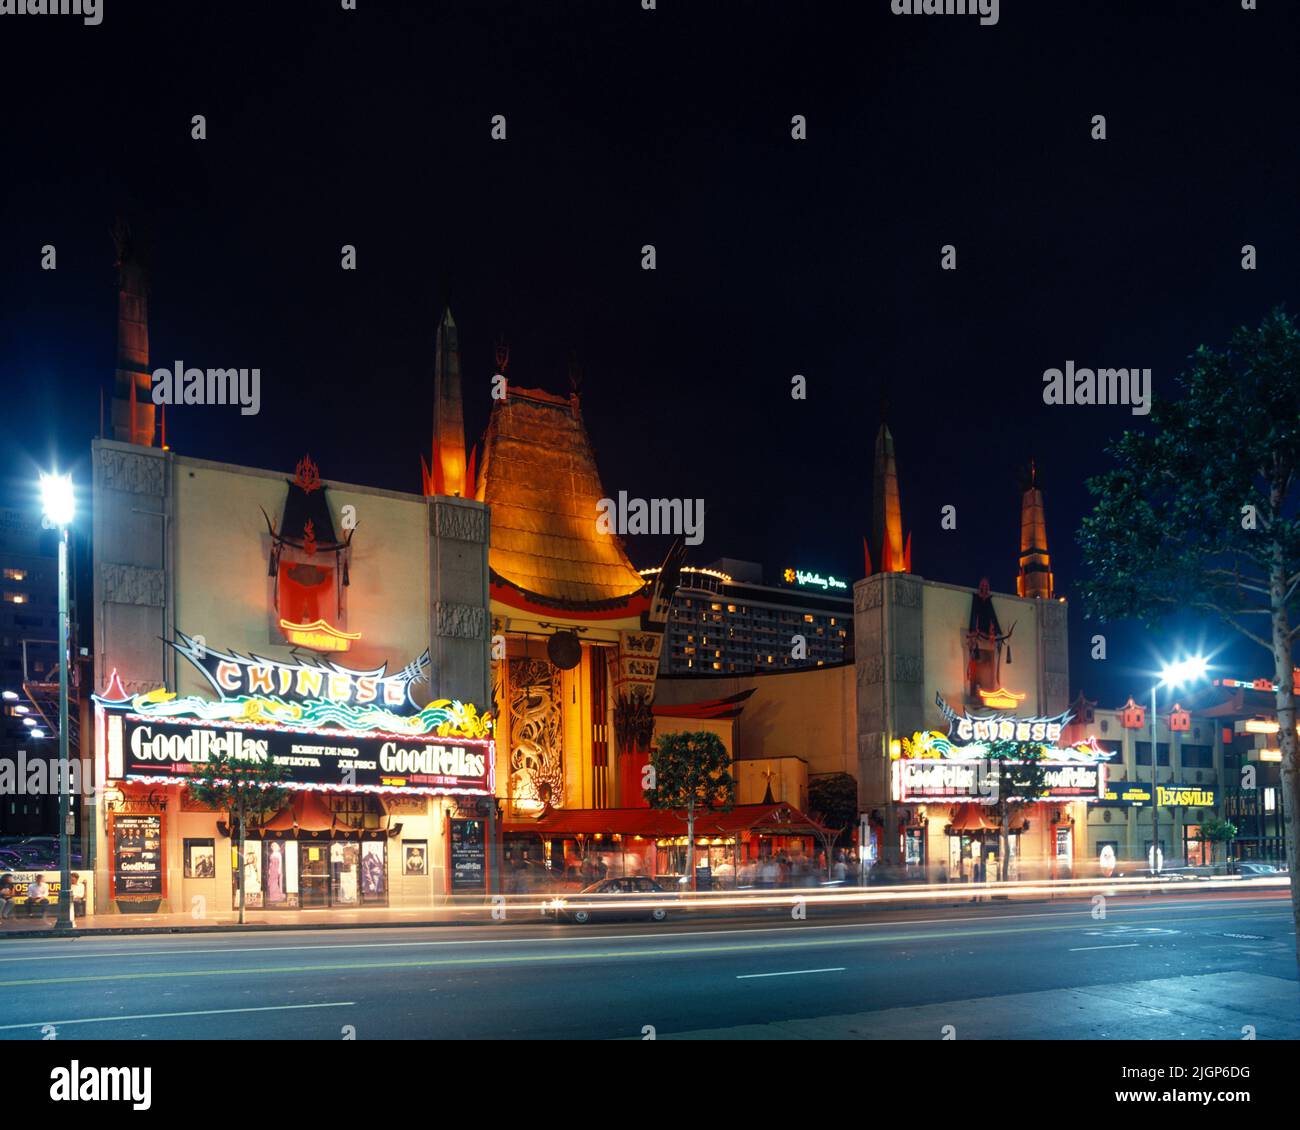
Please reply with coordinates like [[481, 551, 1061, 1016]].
[[0, 903, 505, 937]]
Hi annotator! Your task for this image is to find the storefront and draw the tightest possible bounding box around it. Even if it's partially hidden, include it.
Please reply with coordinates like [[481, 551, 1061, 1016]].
[[92, 645, 494, 913], [503, 803, 828, 891], [888, 694, 1111, 880], [90, 438, 495, 916]]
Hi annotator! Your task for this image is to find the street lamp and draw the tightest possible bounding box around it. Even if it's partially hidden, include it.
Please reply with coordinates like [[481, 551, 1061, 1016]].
[[1150, 655, 1209, 874], [39, 471, 75, 932]]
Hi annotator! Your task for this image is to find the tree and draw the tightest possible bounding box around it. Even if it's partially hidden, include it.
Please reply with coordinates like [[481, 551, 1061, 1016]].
[[644, 731, 735, 891], [1078, 307, 1300, 971], [1199, 816, 1238, 868], [808, 772, 859, 877], [983, 739, 1049, 881], [185, 752, 292, 924]]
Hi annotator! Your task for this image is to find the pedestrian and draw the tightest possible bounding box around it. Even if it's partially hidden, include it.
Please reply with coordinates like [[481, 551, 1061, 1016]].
[[27, 873, 51, 918], [0, 873, 16, 922]]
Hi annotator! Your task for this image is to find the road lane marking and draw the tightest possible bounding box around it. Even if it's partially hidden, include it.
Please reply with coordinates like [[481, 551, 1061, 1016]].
[[1, 909, 1287, 988], [1068, 943, 1140, 951], [0, 1001, 356, 1031], [0, 899, 1286, 963], [737, 967, 845, 979]]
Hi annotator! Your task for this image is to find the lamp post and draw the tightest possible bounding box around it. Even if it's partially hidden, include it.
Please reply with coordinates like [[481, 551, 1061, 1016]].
[[1150, 655, 1208, 875], [40, 472, 75, 932]]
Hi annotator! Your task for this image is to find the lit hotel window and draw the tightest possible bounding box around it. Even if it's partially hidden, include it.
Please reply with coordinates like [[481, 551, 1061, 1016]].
[[3, 593, 28, 604], [727, 604, 737, 613], [3, 569, 26, 581], [712, 662, 721, 670], [803, 614, 814, 623]]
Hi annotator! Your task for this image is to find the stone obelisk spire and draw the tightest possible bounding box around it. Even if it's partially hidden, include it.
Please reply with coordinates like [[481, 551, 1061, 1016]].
[[868, 422, 909, 574], [428, 306, 468, 497], [110, 218, 156, 447], [1017, 459, 1054, 599]]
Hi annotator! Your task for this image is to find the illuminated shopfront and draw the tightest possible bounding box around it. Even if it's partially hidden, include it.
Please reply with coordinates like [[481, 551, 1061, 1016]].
[[90, 433, 494, 915]]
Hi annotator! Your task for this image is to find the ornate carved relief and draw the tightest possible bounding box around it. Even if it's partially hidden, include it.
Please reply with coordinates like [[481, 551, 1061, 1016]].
[[431, 500, 488, 544], [895, 579, 922, 608], [855, 580, 884, 612], [894, 654, 924, 683], [507, 657, 564, 814], [97, 447, 166, 496], [433, 601, 486, 640], [99, 562, 164, 606], [858, 655, 884, 686]]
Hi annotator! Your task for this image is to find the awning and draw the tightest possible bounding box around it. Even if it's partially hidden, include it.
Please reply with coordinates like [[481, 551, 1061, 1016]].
[[945, 804, 1001, 833], [504, 803, 826, 840], [261, 791, 340, 833]]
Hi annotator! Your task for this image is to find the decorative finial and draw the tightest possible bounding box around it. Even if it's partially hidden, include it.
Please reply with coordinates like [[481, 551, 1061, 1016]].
[[295, 454, 321, 493]]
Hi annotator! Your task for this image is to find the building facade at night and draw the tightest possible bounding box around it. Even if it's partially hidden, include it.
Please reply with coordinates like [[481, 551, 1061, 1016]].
[[86, 247, 495, 915], [0, 506, 64, 835], [647, 559, 852, 675], [658, 429, 1092, 879]]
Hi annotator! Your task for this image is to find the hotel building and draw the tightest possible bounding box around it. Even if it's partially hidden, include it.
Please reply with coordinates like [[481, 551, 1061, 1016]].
[[647, 558, 853, 675]]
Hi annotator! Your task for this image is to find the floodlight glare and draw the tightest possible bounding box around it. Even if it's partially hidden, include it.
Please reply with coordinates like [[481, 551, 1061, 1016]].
[[39, 471, 75, 527]]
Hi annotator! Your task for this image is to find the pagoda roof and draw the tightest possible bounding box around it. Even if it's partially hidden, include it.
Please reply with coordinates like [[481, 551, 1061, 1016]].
[[477, 385, 648, 606]]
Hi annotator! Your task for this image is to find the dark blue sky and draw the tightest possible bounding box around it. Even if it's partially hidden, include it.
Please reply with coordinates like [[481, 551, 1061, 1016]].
[[2, 0, 1296, 705]]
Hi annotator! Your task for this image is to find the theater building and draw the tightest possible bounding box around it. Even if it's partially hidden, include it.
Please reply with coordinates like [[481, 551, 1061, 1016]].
[[657, 442, 1093, 879], [86, 241, 493, 915]]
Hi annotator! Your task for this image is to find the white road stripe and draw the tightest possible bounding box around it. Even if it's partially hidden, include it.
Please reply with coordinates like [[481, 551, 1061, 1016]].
[[0, 1001, 356, 1031], [0, 899, 1286, 963], [1068, 943, 1141, 951], [737, 967, 846, 979]]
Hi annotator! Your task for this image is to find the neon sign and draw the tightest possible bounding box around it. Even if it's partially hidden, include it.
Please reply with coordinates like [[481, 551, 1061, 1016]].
[[783, 567, 848, 592], [278, 618, 363, 653], [171, 631, 426, 713]]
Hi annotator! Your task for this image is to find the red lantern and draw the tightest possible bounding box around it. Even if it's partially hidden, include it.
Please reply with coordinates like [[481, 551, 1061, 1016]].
[[1119, 696, 1146, 729], [1168, 704, 1191, 732]]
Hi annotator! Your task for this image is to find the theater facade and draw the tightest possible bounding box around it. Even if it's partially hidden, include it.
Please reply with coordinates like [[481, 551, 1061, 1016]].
[[89, 437, 494, 914]]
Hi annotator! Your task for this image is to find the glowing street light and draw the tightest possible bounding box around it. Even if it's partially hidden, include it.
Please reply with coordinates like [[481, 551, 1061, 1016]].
[[39, 471, 75, 528], [40, 469, 76, 932], [1149, 655, 1209, 874]]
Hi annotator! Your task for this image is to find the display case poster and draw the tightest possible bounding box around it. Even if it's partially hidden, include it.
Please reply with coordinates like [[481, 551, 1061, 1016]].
[[449, 818, 486, 892], [111, 814, 164, 900], [232, 840, 263, 908]]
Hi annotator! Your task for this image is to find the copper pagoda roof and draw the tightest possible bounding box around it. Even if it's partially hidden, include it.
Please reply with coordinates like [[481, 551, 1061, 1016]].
[[477, 385, 647, 607]]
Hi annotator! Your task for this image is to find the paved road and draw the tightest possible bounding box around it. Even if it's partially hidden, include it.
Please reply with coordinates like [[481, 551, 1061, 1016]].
[[0, 890, 1295, 1039]]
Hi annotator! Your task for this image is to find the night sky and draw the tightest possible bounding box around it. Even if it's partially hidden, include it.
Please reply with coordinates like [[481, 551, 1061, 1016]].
[[2, 0, 1297, 705]]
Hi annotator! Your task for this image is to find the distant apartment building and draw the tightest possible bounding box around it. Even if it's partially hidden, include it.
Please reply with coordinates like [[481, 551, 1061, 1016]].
[[0, 505, 63, 834], [643, 558, 853, 675]]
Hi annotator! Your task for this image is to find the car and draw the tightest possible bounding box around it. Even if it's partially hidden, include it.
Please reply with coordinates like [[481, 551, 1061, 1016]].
[[1237, 862, 1286, 879], [0, 848, 26, 871], [544, 877, 674, 925]]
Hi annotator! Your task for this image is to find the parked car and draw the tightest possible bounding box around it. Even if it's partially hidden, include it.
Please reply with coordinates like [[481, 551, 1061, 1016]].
[[544, 877, 674, 925], [1236, 862, 1286, 879]]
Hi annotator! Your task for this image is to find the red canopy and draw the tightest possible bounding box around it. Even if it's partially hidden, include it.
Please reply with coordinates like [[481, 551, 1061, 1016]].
[[504, 802, 825, 839]]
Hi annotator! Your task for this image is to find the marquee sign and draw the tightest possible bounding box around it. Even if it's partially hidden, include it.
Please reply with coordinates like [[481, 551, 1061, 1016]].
[[170, 631, 427, 714], [935, 692, 1077, 751], [93, 630, 495, 794], [102, 712, 493, 797], [896, 759, 1103, 803], [890, 691, 1114, 805]]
